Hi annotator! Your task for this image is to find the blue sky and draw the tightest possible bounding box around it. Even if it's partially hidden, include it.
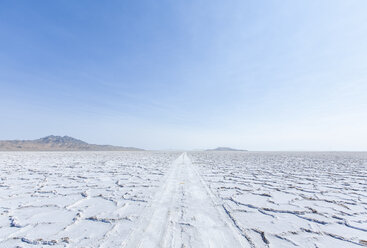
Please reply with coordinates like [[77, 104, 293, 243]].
[[1, 0, 367, 150]]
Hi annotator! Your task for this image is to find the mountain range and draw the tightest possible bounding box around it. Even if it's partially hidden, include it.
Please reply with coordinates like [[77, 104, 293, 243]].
[[0, 135, 143, 151]]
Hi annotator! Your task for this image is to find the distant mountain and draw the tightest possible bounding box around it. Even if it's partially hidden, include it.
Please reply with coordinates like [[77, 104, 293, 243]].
[[0, 135, 143, 151], [206, 147, 247, 152]]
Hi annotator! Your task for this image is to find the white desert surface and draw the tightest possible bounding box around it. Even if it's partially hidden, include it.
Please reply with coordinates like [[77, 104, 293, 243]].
[[0, 151, 366, 247]]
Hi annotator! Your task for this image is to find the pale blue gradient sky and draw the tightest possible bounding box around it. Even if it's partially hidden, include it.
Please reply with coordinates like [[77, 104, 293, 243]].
[[1, 0, 367, 150]]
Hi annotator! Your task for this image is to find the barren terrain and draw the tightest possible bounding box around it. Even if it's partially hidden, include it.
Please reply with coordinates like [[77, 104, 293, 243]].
[[1, 151, 366, 247]]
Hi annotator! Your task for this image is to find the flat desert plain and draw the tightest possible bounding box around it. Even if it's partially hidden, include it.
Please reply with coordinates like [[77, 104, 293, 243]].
[[0, 151, 366, 247]]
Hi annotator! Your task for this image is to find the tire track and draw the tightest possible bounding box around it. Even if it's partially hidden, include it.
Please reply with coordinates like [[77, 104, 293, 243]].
[[123, 153, 251, 248]]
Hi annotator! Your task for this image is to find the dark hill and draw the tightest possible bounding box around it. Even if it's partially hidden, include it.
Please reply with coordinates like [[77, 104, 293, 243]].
[[0, 135, 143, 151], [206, 147, 247, 152]]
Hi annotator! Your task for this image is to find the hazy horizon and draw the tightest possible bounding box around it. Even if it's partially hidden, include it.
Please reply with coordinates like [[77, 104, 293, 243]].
[[1, 1, 367, 150], [1, 134, 367, 152]]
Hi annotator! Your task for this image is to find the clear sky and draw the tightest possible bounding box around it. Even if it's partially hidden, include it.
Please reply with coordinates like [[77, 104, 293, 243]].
[[1, 0, 367, 150]]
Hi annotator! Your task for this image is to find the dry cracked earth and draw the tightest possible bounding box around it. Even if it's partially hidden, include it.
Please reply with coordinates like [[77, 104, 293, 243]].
[[0, 151, 366, 247]]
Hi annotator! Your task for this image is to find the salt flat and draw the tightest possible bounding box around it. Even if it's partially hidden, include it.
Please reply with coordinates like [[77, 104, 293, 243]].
[[124, 152, 248, 248], [0, 151, 179, 247], [1, 151, 367, 247], [190, 151, 367, 247]]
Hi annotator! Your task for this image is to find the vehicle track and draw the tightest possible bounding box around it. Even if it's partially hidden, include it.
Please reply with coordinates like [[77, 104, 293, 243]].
[[123, 152, 250, 248]]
